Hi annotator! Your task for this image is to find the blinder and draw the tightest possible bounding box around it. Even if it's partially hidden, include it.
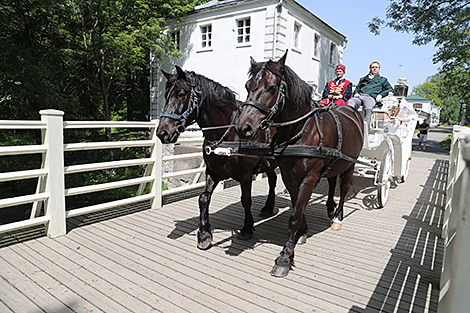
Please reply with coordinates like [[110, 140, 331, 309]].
[[244, 66, 287, 130], [160, 81, 202, 134]]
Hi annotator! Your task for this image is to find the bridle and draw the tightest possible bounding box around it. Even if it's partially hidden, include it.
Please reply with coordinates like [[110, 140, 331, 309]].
[[243, 64, 287, 130], [160, 80, 202, 134]]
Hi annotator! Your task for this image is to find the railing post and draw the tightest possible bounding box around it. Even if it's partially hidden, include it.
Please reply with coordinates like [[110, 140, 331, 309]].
[[40, 109, 66, 238], [151, 120, 162, 209]]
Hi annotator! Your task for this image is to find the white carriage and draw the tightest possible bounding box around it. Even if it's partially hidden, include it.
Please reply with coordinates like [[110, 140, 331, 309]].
[[354, 96, 418, 207]]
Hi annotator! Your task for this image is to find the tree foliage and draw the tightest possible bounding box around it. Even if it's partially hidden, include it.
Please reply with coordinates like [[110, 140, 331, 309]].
[[369, 1, 470, 122], [0, 0, 201, 122], [413, 73, 463, 124], [369, 1, 470, 71]]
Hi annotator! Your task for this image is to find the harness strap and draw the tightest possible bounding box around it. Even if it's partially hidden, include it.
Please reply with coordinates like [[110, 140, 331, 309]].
[[327, 108, 343, 150], [244, 101, 271, 114], [314, 111, 324, 150]]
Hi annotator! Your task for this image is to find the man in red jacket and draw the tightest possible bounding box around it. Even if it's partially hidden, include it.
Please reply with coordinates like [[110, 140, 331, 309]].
[[319, 64, 352, 106]]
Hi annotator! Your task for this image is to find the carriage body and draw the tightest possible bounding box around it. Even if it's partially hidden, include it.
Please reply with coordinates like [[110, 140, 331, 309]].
[[355, 96, 418, 207]]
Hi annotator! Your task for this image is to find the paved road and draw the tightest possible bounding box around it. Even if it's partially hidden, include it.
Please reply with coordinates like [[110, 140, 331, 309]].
[[411, 125, 452, 159]]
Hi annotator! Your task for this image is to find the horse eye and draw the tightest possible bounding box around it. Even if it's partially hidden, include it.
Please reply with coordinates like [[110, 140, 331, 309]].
[[178, 92, 186, 99], [267, 85, 277, 95]]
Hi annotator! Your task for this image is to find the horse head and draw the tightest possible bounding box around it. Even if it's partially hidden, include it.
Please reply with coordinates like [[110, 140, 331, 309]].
[[156, 65, 200, 144], [235, 51, 288, 140]]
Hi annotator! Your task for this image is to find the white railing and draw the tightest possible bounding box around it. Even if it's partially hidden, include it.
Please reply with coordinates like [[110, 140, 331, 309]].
[[0, 109, 206, 238], [439, 126, 470, 312]]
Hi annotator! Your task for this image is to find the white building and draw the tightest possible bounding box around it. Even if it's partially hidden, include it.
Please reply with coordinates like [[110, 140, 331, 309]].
[[150, 0, 347, 119], [406, 94, 441, 126]]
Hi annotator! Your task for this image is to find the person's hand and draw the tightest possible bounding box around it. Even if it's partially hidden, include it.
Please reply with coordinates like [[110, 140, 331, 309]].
[[332, 95, 340, 100], [328, 95, 333, 99], [376, 94, 383, 102], [354, 94, 360, 98]]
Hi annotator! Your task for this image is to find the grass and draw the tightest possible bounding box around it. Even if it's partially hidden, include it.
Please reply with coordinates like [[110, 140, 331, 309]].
[[440, 135, 452, 151]]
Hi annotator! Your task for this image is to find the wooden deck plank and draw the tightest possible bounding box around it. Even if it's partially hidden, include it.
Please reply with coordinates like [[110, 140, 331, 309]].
[[0, 154, 446, 312], [61, 223, 249, 313], [0, 256, 75, 312], [143, 205, 440, 308], [0, 301, 14, 313], [0, 261, 43, 313], [28, 238, 166, 313], [67, 214, 315, 313], [1, 247, 102, 313], [129, 202, 436, 310], [10, 242, 136, 313]]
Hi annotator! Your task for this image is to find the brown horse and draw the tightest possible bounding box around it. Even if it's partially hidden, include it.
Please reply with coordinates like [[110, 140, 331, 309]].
[[235, 52, 364, 277], [156, 66, 278, 250]]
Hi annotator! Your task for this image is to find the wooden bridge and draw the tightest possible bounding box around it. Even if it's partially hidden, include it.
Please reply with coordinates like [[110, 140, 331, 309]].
[[0, 137, 448, 312]]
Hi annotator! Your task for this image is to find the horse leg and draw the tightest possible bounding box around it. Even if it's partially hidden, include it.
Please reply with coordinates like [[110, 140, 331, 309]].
[[326, 176, 337, 220], [259, 170, 277, 217], [238, 177, 255, 240], [197, 173, 220, 250], [282, 179, 307, 245], [331, 164, 354, 231], [271, 172, 318, 277]]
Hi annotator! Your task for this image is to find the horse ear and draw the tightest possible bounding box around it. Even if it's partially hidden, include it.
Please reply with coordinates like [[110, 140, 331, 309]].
[[278, 50, 288, 66], [161, 70, 172, 80], [250, 56, 258, 68], [175, 65, 188, 81]]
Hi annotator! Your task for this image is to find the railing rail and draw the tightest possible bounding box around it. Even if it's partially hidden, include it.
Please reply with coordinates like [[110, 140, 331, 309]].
[[0, 109, 207, 237], [439, 126, 470, 312]]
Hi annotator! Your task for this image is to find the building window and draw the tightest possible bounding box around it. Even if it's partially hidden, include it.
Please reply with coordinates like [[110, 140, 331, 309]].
[[313, 34, 320, 58], [237, 18, 250, 44], [171, 31, 180, 50], [201, 25, 212, 48], [329, 43, 336, 64], [294, 22, 301, 49], [413, 103, 423, 109]]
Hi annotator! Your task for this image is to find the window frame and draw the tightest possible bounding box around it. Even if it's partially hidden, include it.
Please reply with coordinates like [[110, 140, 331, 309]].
[[200, 24, 212, 50], [236, 17, 251, 46], [170, 30, 180, 51], [312, 33, 321, 59], [293, 22, 301, 50], [329, 42, 336, 64]]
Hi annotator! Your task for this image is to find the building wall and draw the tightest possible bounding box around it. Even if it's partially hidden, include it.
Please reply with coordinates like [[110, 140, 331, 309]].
[[151, 0, 346, 119]]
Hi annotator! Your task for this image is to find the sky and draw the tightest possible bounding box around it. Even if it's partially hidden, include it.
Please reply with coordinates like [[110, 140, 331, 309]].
[[299, 0, 440, 93]]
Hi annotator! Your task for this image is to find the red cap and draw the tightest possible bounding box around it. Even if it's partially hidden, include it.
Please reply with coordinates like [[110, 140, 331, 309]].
[[335, 64, 346, 72]]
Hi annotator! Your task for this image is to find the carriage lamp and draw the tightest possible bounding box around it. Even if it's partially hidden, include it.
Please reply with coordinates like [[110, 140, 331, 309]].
[[460, 98, 467, 126]]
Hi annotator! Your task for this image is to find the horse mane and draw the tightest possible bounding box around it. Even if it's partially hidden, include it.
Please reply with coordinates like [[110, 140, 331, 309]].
[[182, 71, 238, 108], [248, 61, 313, 109]]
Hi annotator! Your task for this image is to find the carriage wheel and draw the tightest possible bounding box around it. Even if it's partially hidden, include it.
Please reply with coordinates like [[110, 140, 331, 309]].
[[377, 149, 393, 208], [400, 157, 411, 183]]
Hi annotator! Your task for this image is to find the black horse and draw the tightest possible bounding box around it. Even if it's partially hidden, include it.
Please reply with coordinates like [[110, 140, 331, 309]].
[[235, 52, 364, 277], [156, 65, 278, 250]]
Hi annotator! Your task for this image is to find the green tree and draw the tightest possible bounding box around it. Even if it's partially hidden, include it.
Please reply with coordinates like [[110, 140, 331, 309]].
[[368, 0, 470, 123], [414, 73, 461, 124], [0, 0, 202, 124], [0, 0, 78, 120]]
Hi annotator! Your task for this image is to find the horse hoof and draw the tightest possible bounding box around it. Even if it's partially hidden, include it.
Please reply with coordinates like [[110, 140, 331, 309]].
[[328, 211, 335, 220], [331, 222, 342, 231], [259, 208, 274, 217], [270, 264, 290, 278], [237, 231, 253, 241], [197, 231, 212, 250], [297, 234, 307, 245]]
